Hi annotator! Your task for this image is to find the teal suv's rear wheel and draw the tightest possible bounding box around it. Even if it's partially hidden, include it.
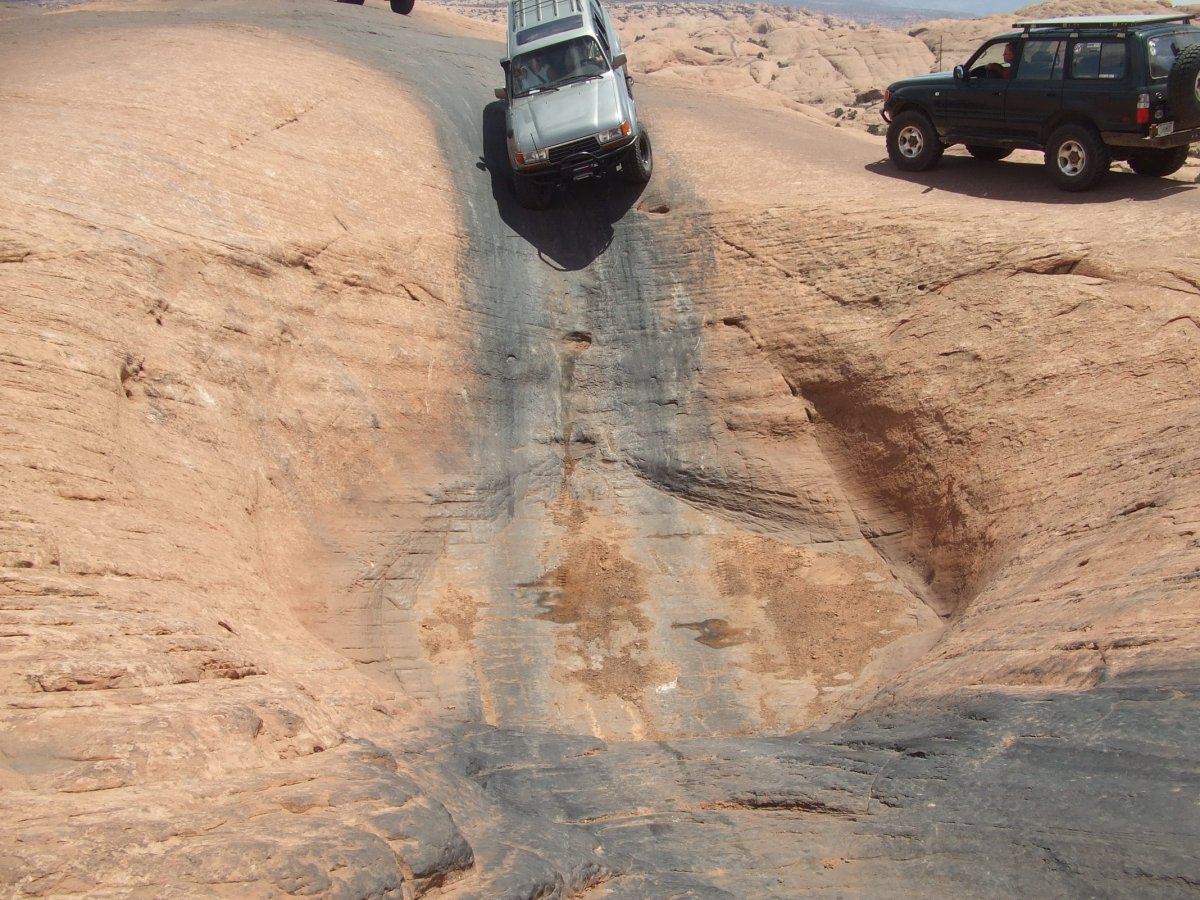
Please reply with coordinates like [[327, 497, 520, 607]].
[[1045, 123, 1110, 191], [1128, 146, 1189, 178]]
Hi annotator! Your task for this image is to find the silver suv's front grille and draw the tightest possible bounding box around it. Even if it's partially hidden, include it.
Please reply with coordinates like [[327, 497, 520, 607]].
[[548, 136, 601, 164]]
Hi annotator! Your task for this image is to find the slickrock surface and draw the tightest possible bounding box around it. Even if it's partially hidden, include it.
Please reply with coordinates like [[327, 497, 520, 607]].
[[1, 5, 480, 894], [2, 0, 1198, 896]]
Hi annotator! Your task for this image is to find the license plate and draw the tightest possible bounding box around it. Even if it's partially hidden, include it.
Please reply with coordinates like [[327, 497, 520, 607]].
[[1157, 121, 1175, 137], [571, 164, 597, 180]]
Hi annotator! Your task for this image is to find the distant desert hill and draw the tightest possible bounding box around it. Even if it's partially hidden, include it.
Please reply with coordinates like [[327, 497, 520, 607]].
[[906, 0, 1195, 64], [771, 0, 1021, 27]]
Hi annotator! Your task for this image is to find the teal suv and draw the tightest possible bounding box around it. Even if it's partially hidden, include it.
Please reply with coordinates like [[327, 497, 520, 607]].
[[881, 14, 1200, 191]]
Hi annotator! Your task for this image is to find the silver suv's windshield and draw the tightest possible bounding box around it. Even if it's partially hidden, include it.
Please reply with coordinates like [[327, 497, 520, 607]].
[[512, 37, 609, 96], [1147, 31, 1200, 78]]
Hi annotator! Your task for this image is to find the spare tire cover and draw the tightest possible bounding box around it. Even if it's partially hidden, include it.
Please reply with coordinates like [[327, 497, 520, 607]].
[[1168, 43, 1200, 129]]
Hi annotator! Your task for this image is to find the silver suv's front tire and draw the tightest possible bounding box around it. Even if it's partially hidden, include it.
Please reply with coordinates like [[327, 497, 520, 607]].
[[620, 126, 653, 184]]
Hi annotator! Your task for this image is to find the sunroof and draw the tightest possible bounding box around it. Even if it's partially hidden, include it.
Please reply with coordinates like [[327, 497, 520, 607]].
[[516, 14, 583, 46]]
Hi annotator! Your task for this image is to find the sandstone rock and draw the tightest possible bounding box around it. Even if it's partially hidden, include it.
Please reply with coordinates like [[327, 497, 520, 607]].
[[2, 0, 1198, 896]]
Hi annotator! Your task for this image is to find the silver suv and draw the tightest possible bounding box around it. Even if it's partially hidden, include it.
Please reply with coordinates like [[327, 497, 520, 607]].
[[495, 0, 652, 209]]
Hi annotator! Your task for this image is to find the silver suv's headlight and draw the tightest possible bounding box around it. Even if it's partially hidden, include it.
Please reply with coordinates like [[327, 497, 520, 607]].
[[597, 121, 632, 144], [516, 147, 548, 165]]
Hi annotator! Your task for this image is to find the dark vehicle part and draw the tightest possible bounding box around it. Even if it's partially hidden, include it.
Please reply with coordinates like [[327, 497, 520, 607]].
[[1127, 145, 1190, 176], [886, 110, 944, 172], [967, 145, 1013, 161], [514, 173, 553, 210], [1045, 123, 1111, 191], [620, 126, 653, 183], [1168, 43, 1200, 128]]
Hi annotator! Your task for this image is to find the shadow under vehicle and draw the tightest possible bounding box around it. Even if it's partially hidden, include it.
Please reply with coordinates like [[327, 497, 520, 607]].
[[881, 14, 1200, 191], [864, 152, 1195, 203]]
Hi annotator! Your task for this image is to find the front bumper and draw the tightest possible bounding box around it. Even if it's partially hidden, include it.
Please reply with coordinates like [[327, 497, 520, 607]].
[[513, 133, 636, 184]]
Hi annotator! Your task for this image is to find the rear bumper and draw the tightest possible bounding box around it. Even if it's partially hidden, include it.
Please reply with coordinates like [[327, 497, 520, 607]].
[[1102, 123, 1200, 149]]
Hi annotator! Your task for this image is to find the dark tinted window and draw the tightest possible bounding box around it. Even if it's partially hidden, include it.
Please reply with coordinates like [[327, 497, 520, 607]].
[[1147, 31, 1200, 78], [591, 11, 610, 57], [1070, 40, 1126, 79], [1015, 39, 1064, 81]]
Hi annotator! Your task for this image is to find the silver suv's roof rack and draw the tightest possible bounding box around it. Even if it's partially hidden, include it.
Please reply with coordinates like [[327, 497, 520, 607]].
[[512, 0, 582, 29], [1013, 13, 1193, 34]]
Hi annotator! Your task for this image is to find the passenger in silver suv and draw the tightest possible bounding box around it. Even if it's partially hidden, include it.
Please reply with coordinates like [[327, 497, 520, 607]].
[[495, 0, 653, 209]]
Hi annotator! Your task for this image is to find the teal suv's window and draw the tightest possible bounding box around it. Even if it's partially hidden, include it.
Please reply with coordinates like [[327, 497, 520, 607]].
[[1070, 40, 1127, 80], [1016, 39, 1064, 81], [1147, 31, 1200, 79]]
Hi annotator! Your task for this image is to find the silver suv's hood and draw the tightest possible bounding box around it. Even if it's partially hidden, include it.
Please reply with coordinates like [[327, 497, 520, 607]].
[[511, 76, 624, 150]]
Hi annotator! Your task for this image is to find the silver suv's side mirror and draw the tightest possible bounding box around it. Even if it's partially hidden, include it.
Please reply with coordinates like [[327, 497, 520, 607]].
[[495, 87, 507, 100], [954, 64, 965, 79], [612, 52, 627, 69]]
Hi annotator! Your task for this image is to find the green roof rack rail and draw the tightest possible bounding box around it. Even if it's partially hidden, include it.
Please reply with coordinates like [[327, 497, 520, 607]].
[[1013, 14, 1193, 34]]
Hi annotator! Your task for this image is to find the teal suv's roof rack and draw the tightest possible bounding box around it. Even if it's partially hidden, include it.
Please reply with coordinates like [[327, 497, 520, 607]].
[[1013, 14, 1193, 34]]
